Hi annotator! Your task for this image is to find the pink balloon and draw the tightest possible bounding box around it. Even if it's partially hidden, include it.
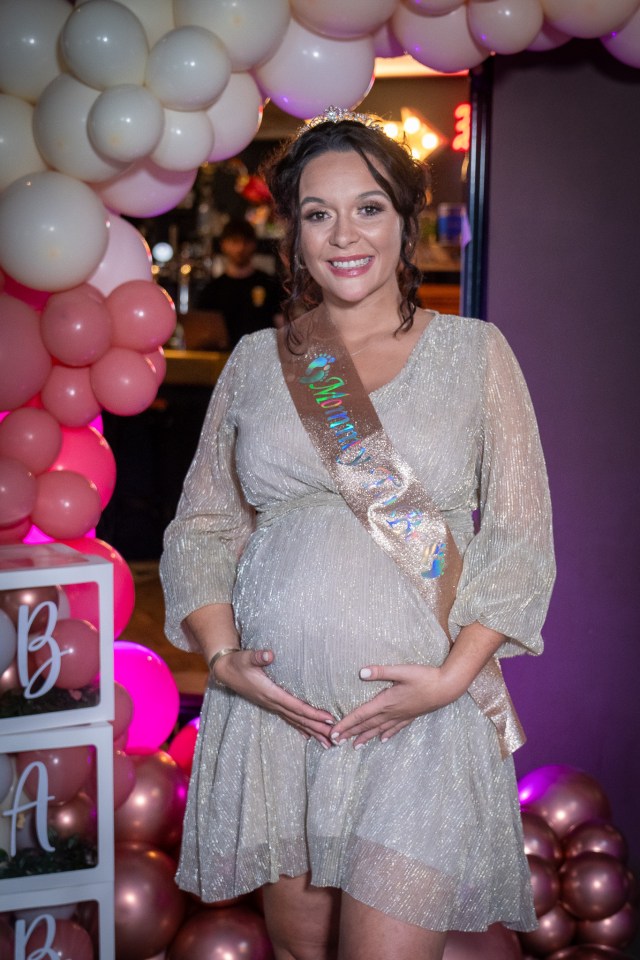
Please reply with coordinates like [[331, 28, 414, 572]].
[[0, 916, 14, 960], [0, 294, 52, 410], [0, 407, 62, 474], [32, 469, 102, 540], [145, 346, 167, 385], [112, 680, 134, 740], [0, 456, 36, 525], [2, 273, 50, 310], [167, 906, 274, 960], [61, 536, 135, 638], [113, 748, 136, 809], [90, 346, 158, 416], [32, 617, 100, 690], [94, 158, 198, 218], [87, 212, 153, 296], [41, 364, 102, 427], [51, 425, 116, 509], [114, 751, 188, 848], [16, 745, 91, 804], [40, 284, 111, 367], [113, 641, 180, 753], [519, 765, 612, 840], [0, 516, 31, 544], [26, 918, 94, 960], [560, 852, 629, 921], [168, 716, 200, 777], [47, 790, 97, 843], [107, 279, 176, 352]]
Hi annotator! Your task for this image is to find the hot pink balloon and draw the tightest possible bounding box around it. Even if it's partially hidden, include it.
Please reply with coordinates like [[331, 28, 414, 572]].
[[167, 906, 274, 960], [114, 751, 188, 849], [168, 716, 200, 777], [0, 407, 62, 474], [113, 748, 136, 809], [41, 364, 102, 428], [518, 765, 612, 839], [25, 919, 94, 960], [16, 745, 91, 804], [113, 641, 180, 753], [90, 346, 158, 416], [0, 294, 52, 410], [51, 425, 116, 509], [61, 536, 135, 638], [107, 278, 176, 352], [87, 212, 153, 296], [561, 852, 629, 921], [40, 284, 112, 367], [32, 469, 102, 540], [32, 617, 100, 690], [0, 456, 36, 525]]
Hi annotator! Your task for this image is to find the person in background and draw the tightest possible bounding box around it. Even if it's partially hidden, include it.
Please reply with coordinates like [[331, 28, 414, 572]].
[[196, 218, 283, 350]]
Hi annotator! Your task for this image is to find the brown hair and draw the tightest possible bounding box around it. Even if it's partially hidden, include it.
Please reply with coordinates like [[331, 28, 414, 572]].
[[261, 118, 428, 348]]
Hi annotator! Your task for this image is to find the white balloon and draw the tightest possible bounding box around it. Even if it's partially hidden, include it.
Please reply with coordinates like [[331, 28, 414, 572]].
[[174, 0, 290, 71], [61, 0, 149, 89], [93, 158, 198, 217], [151, 108, 214, 171], [205, 73, 263, 162], [400, 0, 464, 14], [145, 26, 231, 111], [290, 0, 398, 39], [87, 213, 152, 296], [540, 0, 640, 38], [0, 171, 109, 292], [0, 609, 17, 680], [88, 84, 165, 163], [0, 0, 69, 104], [602, 6, 640, 67], [255, 19, 376, 120], [527, 18, 572, 50], [115, 0, 175, 47], [33, 74, 127, 183], [467, 0, 544, 55], [0, 95, 47, 192], [391, 4, 490, 72]]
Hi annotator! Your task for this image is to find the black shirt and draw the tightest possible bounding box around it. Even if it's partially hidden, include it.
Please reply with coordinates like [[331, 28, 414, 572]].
[[196, 270, 282, 349]]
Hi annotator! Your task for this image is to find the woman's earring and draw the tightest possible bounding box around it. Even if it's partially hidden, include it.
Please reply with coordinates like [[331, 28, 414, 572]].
[[294, 253, 306, 271]]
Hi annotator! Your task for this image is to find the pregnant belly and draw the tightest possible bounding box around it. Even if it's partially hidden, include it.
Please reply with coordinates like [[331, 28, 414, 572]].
[[232, 507, 450, 717]]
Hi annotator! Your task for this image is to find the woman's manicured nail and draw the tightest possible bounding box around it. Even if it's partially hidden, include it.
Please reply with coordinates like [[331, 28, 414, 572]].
[[330, 731, 340, 742], [354, 742, 365, 750], [261, 651, 270, 662], [360, 667, 372, 679]]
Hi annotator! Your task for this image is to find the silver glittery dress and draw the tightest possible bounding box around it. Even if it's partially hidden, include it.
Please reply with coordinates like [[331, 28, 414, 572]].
[[160, 314, 555, 932]]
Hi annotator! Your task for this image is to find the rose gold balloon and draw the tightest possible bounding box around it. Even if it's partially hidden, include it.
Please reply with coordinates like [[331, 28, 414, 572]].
[[167, 906, 274, 960], [548, 947, 630, 959], [522, 810, 564, 865], [577, 902, 638, 949], [561, 853, 629, 921], [0, 584, 60, 630], [564, 821, 628, 863], [443, 924, 523, 958], [48, 791, 97, 844], [112, 680, 134, 740], [114, 750, 188, 849], [520, 904, 576, 956], [0, 659, 19, 695], [16, 745, 91, 804], [112, 749, 136, 809], [528, 854, 561, 917], [26, 918, 94, 960], [519, 766, 612, 840], [114, 843, 187, 960], [0, 916, 14, 960]]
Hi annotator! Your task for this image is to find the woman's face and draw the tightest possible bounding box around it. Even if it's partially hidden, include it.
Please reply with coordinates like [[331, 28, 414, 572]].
[[298, 149, 403, 310]]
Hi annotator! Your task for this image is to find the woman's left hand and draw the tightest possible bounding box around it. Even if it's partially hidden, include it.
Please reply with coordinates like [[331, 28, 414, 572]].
[[330, 662, 461, 749]]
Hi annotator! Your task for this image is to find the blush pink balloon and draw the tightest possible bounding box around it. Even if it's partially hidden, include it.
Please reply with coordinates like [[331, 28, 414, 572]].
[[113, 748, 136, 809], [26, 919, 94, 960], [107, 279, 176, 352], [114, 751, 188, 849], [16, 745, 91, 805], [0, 294, 52, 410], [522, 810, 564, 865], [0, 516, 31, 544], [145, 346, 167, 385], [51, 425, 116, 509], [41, 365, 102, 428], [115, 843, 187, 960], [168, 716, 199, 777], [0, 407, 62, 474], [87, 212, 152, 296], [563, 820, 628, 863], [32, 469, 102, 540], [528, 854, 561, 917], [0, 456, 36, 525], [519, 903, 576, 957], [167, 906, 274, 960], [113, 642, 180, 753], [47, 790, 97, 843], [94, 158, 198, 218], [40, 284, 112, 367], [112, 680, 134, 740], [61, 536, 135, 638], [90, 346, 158, 416], [32, 617, 100, 690], [560, 852, 629, 921], [518, 765, 612, 840]]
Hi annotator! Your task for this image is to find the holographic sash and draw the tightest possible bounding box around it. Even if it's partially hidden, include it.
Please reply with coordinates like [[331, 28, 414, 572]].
[[278, 307, 525, 758]]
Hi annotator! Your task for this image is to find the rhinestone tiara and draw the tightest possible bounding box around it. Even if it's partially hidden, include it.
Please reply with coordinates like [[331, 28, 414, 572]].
[[296, 105, 383, 137]]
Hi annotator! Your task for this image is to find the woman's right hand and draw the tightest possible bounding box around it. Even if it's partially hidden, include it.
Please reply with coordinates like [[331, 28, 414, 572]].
[[214, 648, 335, 748]]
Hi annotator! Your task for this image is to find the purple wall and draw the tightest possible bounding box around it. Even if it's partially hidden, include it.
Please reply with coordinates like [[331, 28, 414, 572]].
[[482, 41, 640, 879]]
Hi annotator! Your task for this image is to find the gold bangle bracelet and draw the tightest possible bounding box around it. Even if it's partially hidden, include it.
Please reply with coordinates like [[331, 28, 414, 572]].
[[208, 646, 240, 686]]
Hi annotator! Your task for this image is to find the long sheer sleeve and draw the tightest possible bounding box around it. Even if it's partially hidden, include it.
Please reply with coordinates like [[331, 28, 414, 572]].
[[159, 344, 255, 651], [449, 323, 556, 658]]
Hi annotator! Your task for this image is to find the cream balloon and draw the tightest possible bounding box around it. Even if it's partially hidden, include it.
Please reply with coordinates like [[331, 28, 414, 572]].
[[255, 19, 376, 120], [392, 3, 489, 72], [0, 0, 70, 104], [87, 213, 152, 296], [205, 73, 263, 162], [400, 0, 464, 14], [174, 0, 290, 71], [290, 0, 397, 39], [145, 26, 231, 111], [540, 0, 640, 38], [0, 172, 109, 292], [151, 109, 214, 172], [0, 95, 47, 192], [116, 0, 175, 47], [61, 0, 149, 88], [467, 0, 545, 55], [602, 6, 640, 67], [528, 18, 572, 50], [88, 85, 165, 164], [93, 158, 198, 218], [33, 75, 126, 183]]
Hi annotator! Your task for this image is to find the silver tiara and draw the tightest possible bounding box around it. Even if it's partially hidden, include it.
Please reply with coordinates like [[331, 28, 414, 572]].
[[297, 105, 383, 137]]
